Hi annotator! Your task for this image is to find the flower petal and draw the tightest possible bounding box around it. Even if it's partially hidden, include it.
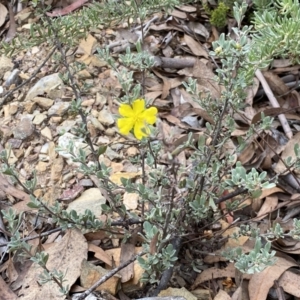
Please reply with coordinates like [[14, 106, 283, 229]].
[[119, 104, 134, 118], [132, 99, 146, 114], [141, 107, 158, 124], [117, 118, 134, 135], [134, 120, 148, 140]]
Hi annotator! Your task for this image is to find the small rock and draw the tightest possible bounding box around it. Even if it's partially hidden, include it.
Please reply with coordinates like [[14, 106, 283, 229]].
[[79, 179, 94, 187], [87, 122, 97, 138], [57, 132, 92, 160], [49, 116, 62, 123], [33, 97, 54, 109], [67, 188, 106, 218], [111, 162, 123, 173], [81, 99, 95, 106], [90, 56, 108, 68], [6, 139, 22, 149], [106, 147, 122, 160], [0, 56, 14, 79], [48, 102, 70, 116], [98, 107, 114, 126], [5, 69, 21, 87], [23, 102, 36, 113], [96, 136, 110, 144], [25, 73, 64, 101], [40, 143, 49, 154], [96, 93, 107, 106], [90, 116, 104, 131], [8, 103, 19, 115], [126, 146, 138, 157], [105, 128, 115, 136], [123, 192, 139, 210], [31, 46, 39, 54], [56, 119, 78, 134], [76, 70, 92, 79], [41, 127, 53, 140], [36, 161, 48, 172], [50, 157, 64, 182], [7, 149, 18, 164], [33, 114, 47, 125], [13, 118, 35, 140]]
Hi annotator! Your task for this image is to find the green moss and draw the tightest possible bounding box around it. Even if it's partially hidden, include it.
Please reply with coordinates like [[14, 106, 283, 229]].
[[210, 2, 229, 28]]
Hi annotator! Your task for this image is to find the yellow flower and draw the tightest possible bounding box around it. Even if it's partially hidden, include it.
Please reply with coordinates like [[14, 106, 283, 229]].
[[117, 99, 158, 140]]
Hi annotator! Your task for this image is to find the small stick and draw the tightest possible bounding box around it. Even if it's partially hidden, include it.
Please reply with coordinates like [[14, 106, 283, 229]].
[[255, 69, 293, 139]]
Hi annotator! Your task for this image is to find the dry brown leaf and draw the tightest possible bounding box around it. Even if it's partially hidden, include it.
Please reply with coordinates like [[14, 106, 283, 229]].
[[88, 243, 113, 266], [192, 59, 221, 99], [105, 247, 144, 292], [274, 131, 300, 174], [119, 243, 135, 283], [248, 254, 297, 300], [237, 142, 256, 165], [177, 5, 196, 13], [161, 113, 192, 130], [170, 9, 187, 19], [278, 270, 300, 297], [0, 174, 31, 213], [245, 78, 259, 106], [251, 107, 291, 125], [149, 232, 159, 255], [220, 220, 249, 249], [272, 237, 300, 254], [271, 59, 292, 68], [145, 91, 163, 102], [253, 196, 278, 220], [183, 34, 208, 58], [262, 71, 289, 96], [19, 229, 87, 299], [80, 259, 120, 295], [192, 263, 252, 289], [0, 274, 17, 300], [231, 286, 242, 300], [188, 21, 209, 39], [0, 3, 8, 27], [214, 290, 231, 300]]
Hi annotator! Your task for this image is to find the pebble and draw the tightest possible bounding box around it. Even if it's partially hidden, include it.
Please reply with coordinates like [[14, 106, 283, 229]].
[[66, 188, 106, 218], [33, 97, 54, 109], [98, 107, 114, 126], [25, 73, 64, 101], [79, 179, 94, 186], [40, 143, 49, 154], [8, 103, 19, 115], [6, 138, 22, 149], [0, 56, 13, 79], [41, 127, 53, 140], [105, 128, 115, 136], [13, 118, 35, 140], [24, 102, 36, 113], [48, 102, 70, 116], [106, 147, 122, 160], [76, 70, 92, 79], [126, 146, 139, 156], [33, 114, 47, 125]]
